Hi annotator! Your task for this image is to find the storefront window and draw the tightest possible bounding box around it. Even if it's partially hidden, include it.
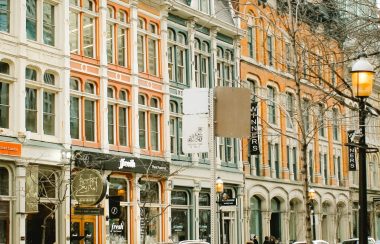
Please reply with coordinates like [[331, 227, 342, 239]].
[[171, 190, 190, 242], [0, 166, 10, 244], [199, 192, 211, 242], [26, 203, 56, 243], [140, 181, 160, 244], [109, 177, 129, 243], [250, 196, 262, 242]]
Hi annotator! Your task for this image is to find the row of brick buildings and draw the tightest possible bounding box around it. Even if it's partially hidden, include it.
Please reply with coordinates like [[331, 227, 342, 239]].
[[0, 0, 379, 243]]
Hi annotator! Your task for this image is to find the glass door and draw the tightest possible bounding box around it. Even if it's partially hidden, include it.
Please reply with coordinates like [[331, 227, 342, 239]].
[[71, 216, 97, 244]]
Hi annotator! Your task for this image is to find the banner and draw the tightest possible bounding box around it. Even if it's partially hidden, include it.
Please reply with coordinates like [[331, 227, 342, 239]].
[[182, 114, 209, 153], [25, 165, 39, 213], [347, 130, 357, 171], [250, 101, 260, 155]]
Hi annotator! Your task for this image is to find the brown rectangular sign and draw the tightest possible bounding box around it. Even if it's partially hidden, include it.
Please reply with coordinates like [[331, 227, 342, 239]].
[[215, 87, 250, 138]]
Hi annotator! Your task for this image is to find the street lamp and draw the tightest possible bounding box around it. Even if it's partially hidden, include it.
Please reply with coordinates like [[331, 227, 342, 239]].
[[351, 55, 375, 244], [308, 188, 316, 240], [216, 176, 224, 244]]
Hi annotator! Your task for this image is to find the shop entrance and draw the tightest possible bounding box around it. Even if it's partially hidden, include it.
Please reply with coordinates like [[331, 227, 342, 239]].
[[71, 215, 97, 244]]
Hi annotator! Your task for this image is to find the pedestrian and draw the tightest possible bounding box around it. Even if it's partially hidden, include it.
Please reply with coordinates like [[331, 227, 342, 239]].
[[270, 235, 276, 244], [263, 236, 270, 244], [253, 235, 259, 244]]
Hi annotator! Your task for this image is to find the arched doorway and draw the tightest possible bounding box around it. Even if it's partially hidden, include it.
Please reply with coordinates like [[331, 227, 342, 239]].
[[289, 198, 302, 242], [321, 201, 334, 243], [250, 196, 262, 243], [270, 197, 281, 241]]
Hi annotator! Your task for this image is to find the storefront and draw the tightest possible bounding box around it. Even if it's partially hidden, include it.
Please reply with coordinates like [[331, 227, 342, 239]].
[[71, 150, 170, 244]]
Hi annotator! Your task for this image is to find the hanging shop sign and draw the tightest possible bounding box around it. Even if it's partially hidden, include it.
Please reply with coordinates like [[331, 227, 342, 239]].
[[221, 198, 237, 206], [72, 169, 107, 205], [74, 151, 170, 176], [347, 130, 357, 171], [25, 165, 39, 213], [250, 101, 260, 155]]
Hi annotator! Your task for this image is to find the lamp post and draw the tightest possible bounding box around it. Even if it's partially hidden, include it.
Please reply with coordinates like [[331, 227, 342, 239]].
[[351, 55, 375, 244], [216, 176, 224, 244], [308, 188, 316, 240]]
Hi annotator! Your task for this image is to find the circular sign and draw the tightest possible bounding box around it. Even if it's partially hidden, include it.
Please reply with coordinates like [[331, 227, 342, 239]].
[[72, 169, 107, 205]]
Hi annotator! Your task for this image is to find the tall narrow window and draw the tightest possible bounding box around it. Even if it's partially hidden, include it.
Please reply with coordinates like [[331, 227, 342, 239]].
[[137, 34, 145, 72], [302, 99, 310, 132], [267, 35, 273, 66], [286, 92, 294, 128], [199, 0, 210, 14], [309, 150, 313, 183], [324, 153, 328, 185], [69, 12, 79, 53], [84, 100, 95, 141], [177, 34, 186, 84], [302, 50, 308, 79], [43, 92, 55, 135], [275, 143, 280, 178], [332, 108, 339, 140], [267, 86, 276, 124], [119, 106, 128, 146], [199, 192, 211, 243], [248, 27, 255, 58], [292, 147, 297, 180], [0, 0, 10, 32], [83, 16, 95, 58], [148, 38, 157, 75], [138, 94, 147, 149], [0, 81, 9, 128], [108, 104, 114, 144], [70, 96, 80, 139], [150, 113, 159, 150], [285, 43, 291, 72], [43, 3, 55, 45], [106, 23, 114, 63], [26, 0, 37, 40], [337, 156, 342, 185], [318, 104, 325, 137], [168, 30, 175, 81], [117, 12, 128, 67], [25, 88, 37, 132]]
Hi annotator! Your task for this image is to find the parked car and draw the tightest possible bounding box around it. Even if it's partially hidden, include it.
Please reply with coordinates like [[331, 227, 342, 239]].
[[293, 240, 329, 244], [341, 238, 376, 244], [178, 241, 210, 244]]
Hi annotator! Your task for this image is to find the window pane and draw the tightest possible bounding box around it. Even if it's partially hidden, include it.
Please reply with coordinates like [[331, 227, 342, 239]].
[[171, 209, 189, 242], [0, 0, 10, 32], [108, 105, 114, 144], [70, 96, 80, 139], [0, 167, 9, 195], [69, 12, 79, 53], [85, 100, 95, 141], [140, 181, 159, 203], [44, 72, 55, 85], [25, 88, 37, 132], [150, 113, 159, 150], [43, 92, 55, 135], [138, 35, 145, 72], [85, 82, 94, 94], [107, 87, 114, 98], [43, 3, 55, 45], [0, 82, 9, 128], [118, 27, 127, 66], [147, 39, 157, 74], [107, 24, 114, 63], [119, 107, 128, 146], [199, 209, 210, 242], [26, 0, 37, 40], [25, 67, 37, 81], [119, 90, 127, 101], [139, 111, 146, 148], [69, 77, 79, 90], [0, 62, 9, 74], [83, 16, 94, 58], [171, 191, 188, 205]]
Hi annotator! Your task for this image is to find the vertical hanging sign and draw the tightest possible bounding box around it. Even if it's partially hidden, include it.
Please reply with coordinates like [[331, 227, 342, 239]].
[[250, 101, 260, 155], [347, 130, 357, 171]]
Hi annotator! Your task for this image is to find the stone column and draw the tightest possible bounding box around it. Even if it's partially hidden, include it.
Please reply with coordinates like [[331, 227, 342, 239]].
[[15, 160, 27, 244]]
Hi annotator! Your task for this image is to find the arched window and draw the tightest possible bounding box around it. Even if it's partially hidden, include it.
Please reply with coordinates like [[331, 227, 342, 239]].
[[25, 67, 37, 81], [250, 196, 262, 242], [85, 81, 95, 94], [267, 86, 276, 124], [0, 61, 10, 74], [332, 108, 340, 140], [44, 72, 55, 85], [119, 90, 127, 101], [118, 10, 127, 22], [107, 86, 115, 98]]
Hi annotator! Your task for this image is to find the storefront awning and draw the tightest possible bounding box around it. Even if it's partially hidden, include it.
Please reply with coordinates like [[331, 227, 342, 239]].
[[73, 151, 170, 176]]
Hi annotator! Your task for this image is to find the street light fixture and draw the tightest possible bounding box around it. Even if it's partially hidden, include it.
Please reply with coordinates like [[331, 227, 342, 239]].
[[216, 177, 224, 244], [308, 188, 316, 240], [351, 55, 375, 244]]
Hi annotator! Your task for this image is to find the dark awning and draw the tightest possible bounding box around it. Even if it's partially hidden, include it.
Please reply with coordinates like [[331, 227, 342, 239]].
[[73, 151, 170, 176]]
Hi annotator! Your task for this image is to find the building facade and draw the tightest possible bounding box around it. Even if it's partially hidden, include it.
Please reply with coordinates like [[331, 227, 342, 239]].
[[0, 0, 379, 244]]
